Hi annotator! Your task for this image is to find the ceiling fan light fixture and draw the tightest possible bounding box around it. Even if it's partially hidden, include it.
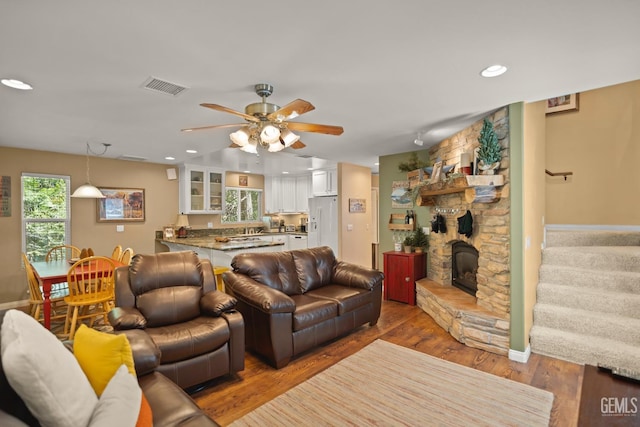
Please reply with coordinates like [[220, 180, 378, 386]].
[[239, 140, 258, 154], [230, 128, 251, 147], [267, 141, 285, 152], [260, 124, 280, 144], [280, 129, 300, 148]]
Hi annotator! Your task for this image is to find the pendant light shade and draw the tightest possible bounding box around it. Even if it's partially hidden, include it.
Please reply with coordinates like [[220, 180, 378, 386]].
[[229, 127, 250, 147], [71, 142, 109, 199]]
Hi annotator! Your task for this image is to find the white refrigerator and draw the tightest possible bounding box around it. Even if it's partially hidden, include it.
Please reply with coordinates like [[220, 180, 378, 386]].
[[307, 196, 338, 257]]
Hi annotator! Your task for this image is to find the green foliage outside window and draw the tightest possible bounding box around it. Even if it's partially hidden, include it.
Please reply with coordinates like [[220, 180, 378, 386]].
[[223, 188, 262, 223]]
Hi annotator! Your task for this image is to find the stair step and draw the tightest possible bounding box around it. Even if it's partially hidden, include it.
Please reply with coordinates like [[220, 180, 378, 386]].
[[530, 325, 640, 373], [546, 229, 640, 248], [542, 246, 640, 273], [536, 282, 640, 319], [539, 264, 640, 294], [533, 304, 640, 344]]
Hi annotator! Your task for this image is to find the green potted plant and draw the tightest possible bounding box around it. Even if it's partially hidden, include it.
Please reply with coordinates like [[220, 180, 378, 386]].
[[476, 118, 501, 175], [411, 227, 429, 253], [398, 152, 429, 173], [403, 233, 414, 253]]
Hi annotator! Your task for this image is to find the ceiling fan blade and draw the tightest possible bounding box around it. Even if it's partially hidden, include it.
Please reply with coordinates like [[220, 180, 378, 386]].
[[200, 103, 259, 122], [181, 123, 245, 132], [267, 99, 315, 122], [291, 140, 306, 149], [229, 143, 241, 148], [286, 122, 344, 135]]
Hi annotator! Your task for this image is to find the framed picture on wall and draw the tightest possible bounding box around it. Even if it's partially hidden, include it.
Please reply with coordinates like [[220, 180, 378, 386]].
[[545, 93, 579, 115], [391, 181, 412, 209], [163, 226, 175, 240], [239, 175, 248, 187], [349, 198, 366, 213], [96, 188, 145, 222]]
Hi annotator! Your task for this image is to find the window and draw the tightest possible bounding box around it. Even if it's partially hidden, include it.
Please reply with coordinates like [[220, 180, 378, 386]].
[[22, 174, 71, 261], [222, 187, 262, 223]]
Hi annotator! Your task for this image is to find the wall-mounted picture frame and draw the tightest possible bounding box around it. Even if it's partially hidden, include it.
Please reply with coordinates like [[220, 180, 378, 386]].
[[96, 188, 145, 222], [349, 198, 366, 213], [391, 181, 412, 209], [163, 226, 175, 240], [430, 161, 443, 183], [545, 93, 579, 115], [239, 175, 248, 187]]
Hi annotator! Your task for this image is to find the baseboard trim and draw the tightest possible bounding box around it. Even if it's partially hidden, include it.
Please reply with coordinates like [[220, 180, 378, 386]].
[[546, 224, 640, 232], [0, 300, 29, 311], [509, 345, 531, 363]]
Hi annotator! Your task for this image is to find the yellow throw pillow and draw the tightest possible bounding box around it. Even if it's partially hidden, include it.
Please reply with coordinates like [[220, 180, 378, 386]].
[[73, 325, 136, 396]]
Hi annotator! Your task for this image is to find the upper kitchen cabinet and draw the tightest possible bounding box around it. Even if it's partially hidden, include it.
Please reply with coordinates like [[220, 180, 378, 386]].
[[312, 169, 337, 196], [265, 174, 311, 213], [179, 165, 225, 214]]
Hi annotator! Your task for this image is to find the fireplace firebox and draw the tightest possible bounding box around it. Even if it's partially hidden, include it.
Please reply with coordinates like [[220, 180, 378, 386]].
[[451, 241, 479, 296]]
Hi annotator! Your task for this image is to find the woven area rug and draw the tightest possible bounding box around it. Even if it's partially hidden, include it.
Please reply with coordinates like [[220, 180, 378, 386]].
[[231, 339, 554, 427]]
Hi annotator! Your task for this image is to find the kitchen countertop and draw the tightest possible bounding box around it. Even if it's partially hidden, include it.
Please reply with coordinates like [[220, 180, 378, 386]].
[[159, 236, 285, 251]]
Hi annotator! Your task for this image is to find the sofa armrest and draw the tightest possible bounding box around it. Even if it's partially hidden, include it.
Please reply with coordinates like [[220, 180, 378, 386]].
[[224, 272, 296, 314], [332, 261, 385, 290], [114, 330, 160, 377], [221, 310, 245, 373], [108, 307, 147, 330], [200, 291, 237, 316]]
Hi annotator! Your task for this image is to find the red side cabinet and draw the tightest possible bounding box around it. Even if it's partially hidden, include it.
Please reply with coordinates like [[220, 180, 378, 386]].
[[383, 251, 426, 305]]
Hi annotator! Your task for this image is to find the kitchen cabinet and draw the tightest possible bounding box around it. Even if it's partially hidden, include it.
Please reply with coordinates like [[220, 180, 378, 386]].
[[265, 174, 311, 213], [383, 251, 425, 305], [288, 234, 308, 250], [179, 165, 225, 214], [312, 169, 337, 196]]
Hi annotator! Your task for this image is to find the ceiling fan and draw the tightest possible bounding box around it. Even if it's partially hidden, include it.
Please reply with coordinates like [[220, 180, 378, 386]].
[[181, 83, 344, 153]]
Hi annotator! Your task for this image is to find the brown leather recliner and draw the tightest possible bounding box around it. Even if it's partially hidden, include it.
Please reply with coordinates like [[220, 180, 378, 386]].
[[223, 246, 384, 368], [108, 251, 244, 389]]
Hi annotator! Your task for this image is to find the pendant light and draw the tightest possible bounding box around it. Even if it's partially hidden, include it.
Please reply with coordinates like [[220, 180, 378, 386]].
[[71, 142, 109, 198]]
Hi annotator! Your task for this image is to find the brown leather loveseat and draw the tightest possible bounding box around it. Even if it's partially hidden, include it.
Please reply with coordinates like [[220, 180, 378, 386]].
[[223, 246, 384, 368], [109, 251, 244, 390]]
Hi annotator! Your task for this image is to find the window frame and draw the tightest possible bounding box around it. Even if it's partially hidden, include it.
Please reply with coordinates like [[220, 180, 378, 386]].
[[222, 186, 263, 224], [21, 173, 71, 260]]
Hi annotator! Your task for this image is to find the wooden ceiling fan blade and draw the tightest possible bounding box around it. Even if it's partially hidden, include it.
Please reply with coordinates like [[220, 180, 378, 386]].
[[267, 99, 315, 121], [181, 123, 245, 132], [286, 122, 344, 135], [229, 143, 241, 148], [291, 140, 306, 149], [200, 103, 258, 122]]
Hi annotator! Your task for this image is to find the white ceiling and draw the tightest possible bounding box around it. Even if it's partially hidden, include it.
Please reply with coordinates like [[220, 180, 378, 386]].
[[2, 1, 639, 176]]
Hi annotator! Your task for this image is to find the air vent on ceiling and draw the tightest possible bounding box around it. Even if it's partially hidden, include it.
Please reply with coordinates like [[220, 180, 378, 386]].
[[119, 155, 148, 162], [141, 76, 189, 96]]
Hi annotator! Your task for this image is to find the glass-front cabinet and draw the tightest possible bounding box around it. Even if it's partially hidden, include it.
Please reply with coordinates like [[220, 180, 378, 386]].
[[179, 165, 225, 214]]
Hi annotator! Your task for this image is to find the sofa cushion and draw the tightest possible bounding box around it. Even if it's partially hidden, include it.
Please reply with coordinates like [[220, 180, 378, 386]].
[[137, 286, 202, 327], [146, 316, 231, 364], [291, 294, 338, 331], [0, 309, 98, 427], [292, 246, 336, 293], [306, 285, 372, 315], [74, 324, 136, 396], [232, 251, 301, 295]]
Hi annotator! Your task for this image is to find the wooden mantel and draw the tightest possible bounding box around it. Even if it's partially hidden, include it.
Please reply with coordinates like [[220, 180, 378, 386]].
[[416, 175, 505, 205]]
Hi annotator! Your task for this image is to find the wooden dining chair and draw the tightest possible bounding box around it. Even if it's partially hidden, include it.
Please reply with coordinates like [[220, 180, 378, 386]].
[[111, 245, 123, 261], [63, 256, 116, 339], [45, 245, 81, 262], [119, 247, 134, 265], [22, 253, 68, 325]]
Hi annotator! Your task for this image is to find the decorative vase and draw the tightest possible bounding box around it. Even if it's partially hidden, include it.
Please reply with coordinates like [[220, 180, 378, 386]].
[[477, 160, 500, 175]]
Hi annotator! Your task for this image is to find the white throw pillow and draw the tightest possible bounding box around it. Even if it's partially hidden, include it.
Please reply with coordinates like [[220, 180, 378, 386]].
[[88, 365, 142, 427], [0, 310, 98, 427]]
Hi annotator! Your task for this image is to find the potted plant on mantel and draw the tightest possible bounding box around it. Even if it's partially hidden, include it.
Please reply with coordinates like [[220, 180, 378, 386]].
[[476, 118, 501, 175]]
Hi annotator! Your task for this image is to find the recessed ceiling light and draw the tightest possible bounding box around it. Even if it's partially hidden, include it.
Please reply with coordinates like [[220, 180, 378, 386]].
[[480, 64, 507, 78], [186, 149, 197, 154], [282, 171, 289, 174], [243, 170, 251, 173], [374, 162, 380, 166], [307, 167, 314, 171], [1, 78, 33, 90], [165, 156, 175, 160]]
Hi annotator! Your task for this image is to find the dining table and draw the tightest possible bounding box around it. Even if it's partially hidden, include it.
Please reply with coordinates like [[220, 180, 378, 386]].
[[31, 258, 125, 330]]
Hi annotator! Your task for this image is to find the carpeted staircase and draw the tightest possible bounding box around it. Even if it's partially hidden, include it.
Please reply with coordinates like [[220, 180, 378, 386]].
[[530, 229, 640, 373]]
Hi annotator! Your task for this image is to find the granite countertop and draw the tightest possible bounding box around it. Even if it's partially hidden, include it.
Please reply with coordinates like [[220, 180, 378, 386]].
[[159, 236, 285, 251]]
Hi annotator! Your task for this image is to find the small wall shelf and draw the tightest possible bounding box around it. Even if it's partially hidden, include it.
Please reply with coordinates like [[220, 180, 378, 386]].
[[416, 175, 505, 205], [388, 214, 416, 231]]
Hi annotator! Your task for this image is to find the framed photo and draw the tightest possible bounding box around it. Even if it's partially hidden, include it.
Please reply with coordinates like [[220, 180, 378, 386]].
[[430, 161, 443, 183], [239, 175, 248, 187], [349, 198, 366, 213], [163, 226, 175, 240], [391, 181, 412, 209], [546, 93, 579, 115], [96, 188, 145, 222]]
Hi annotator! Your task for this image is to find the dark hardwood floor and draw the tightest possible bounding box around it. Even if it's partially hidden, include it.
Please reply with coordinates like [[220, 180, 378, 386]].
[[192, 301, 584, 426]]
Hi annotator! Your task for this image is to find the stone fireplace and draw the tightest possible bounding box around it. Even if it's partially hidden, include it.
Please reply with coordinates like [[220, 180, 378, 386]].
[[414, 107, 511, 356]]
